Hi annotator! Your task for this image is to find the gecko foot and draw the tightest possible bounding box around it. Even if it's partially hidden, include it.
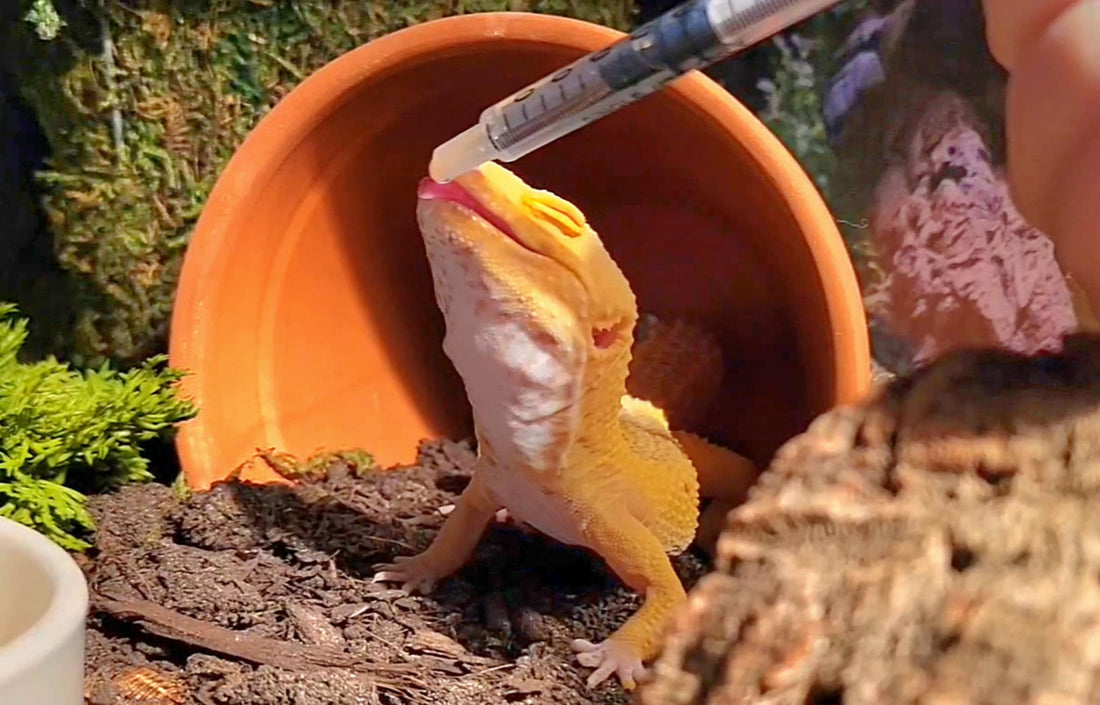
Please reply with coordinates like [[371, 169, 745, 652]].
[[571, 637, 649, 690], [438, 505, 536, 533], [372, 553, 446, 594], [439, 504, 512, 525]]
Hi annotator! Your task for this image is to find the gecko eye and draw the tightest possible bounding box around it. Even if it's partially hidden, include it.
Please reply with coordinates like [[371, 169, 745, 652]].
[[521, 190, 587, 238]]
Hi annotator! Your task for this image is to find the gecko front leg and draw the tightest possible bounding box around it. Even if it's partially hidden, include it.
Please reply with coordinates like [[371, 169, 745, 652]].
[[570, 507, 687, 690], [373, 466, 501, 593]]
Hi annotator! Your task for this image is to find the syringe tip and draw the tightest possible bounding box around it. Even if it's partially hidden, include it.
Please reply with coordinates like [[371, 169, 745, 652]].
[[429, 124, 498, 183]]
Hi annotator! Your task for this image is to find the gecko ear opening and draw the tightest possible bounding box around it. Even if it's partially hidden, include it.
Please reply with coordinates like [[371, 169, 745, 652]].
[[592, 319, 630, 350]]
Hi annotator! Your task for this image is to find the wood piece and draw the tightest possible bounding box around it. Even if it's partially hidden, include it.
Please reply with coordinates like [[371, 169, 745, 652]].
[[285, 602, 345, 649], [91, 593, 414, 681], [641, 336, 1100, 705]]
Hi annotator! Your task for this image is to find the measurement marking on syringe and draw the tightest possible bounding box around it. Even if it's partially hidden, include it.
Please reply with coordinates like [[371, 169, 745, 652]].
[[429, 0, 843, 181]]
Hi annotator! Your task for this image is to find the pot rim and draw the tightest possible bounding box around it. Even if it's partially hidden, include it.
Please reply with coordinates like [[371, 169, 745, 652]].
[[0, 516, 88, 683]]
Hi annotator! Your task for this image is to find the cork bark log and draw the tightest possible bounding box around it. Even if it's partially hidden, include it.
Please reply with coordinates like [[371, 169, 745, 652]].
[[640, 334, 1100, 705]]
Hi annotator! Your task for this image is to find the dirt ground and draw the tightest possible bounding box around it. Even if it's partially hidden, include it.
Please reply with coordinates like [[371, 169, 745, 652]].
[[79, 438, 709, 705]]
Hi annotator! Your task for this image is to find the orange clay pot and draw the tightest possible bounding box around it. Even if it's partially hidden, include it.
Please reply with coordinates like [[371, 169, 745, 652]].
[[169, 12, 871, 491]]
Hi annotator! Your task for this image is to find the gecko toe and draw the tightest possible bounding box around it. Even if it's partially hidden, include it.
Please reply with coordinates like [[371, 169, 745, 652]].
[[442, 505, 512, 525], [571, 638, 598, 653], [587, 660, 619, 689], [372, 556, 440, 594], [570, 638, 648, 690]]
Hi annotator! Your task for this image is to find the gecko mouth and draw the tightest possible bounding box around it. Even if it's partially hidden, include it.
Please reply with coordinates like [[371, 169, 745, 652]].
[[418, 178, 527, 249]]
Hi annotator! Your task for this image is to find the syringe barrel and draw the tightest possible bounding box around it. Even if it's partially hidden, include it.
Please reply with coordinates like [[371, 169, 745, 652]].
[[482, 0, 722, 159], [434, 0, 840, 179]]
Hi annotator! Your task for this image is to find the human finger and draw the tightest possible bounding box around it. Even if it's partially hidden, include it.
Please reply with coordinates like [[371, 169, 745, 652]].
[[981, 0, 1080, 69]]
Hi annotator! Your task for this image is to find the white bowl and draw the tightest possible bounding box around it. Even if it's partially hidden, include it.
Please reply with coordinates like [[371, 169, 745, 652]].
[[0, 516, 88, 705]]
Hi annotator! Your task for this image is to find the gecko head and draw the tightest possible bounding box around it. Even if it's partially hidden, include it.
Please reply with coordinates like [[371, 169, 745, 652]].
[[415, 162, 638, 360]]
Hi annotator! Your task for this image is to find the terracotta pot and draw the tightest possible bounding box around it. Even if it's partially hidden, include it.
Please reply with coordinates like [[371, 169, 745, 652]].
[[169, 12, 871, 490]]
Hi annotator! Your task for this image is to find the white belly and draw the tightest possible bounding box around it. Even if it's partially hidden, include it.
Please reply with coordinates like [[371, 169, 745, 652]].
[[484, 466, 588, 548]]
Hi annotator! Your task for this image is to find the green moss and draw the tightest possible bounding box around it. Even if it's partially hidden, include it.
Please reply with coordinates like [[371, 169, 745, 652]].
[[6, 0, 634, 368], [0, 303, 196, 550]]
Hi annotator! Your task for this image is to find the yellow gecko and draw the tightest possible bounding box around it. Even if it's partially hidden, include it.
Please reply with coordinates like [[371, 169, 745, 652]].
[[374, 163, 756, 689]]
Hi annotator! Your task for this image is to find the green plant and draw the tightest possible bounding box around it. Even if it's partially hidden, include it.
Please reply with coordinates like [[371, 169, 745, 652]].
[[0, 303, 196, 550], [23, 0, 65, 40], [754, 0, 872, 255], [757, 32, 837, 198]]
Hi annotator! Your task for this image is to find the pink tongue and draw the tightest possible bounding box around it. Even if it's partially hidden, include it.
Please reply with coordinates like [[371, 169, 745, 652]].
[[417, 177, 471, 202], [417, 177, 516, 240]]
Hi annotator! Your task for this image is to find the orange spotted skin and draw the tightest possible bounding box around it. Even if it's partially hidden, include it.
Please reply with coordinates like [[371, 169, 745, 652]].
[[374, 163, 704, 690]]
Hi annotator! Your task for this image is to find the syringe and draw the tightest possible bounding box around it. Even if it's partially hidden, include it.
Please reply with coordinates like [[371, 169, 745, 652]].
[[429, 0, 842, 183]]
